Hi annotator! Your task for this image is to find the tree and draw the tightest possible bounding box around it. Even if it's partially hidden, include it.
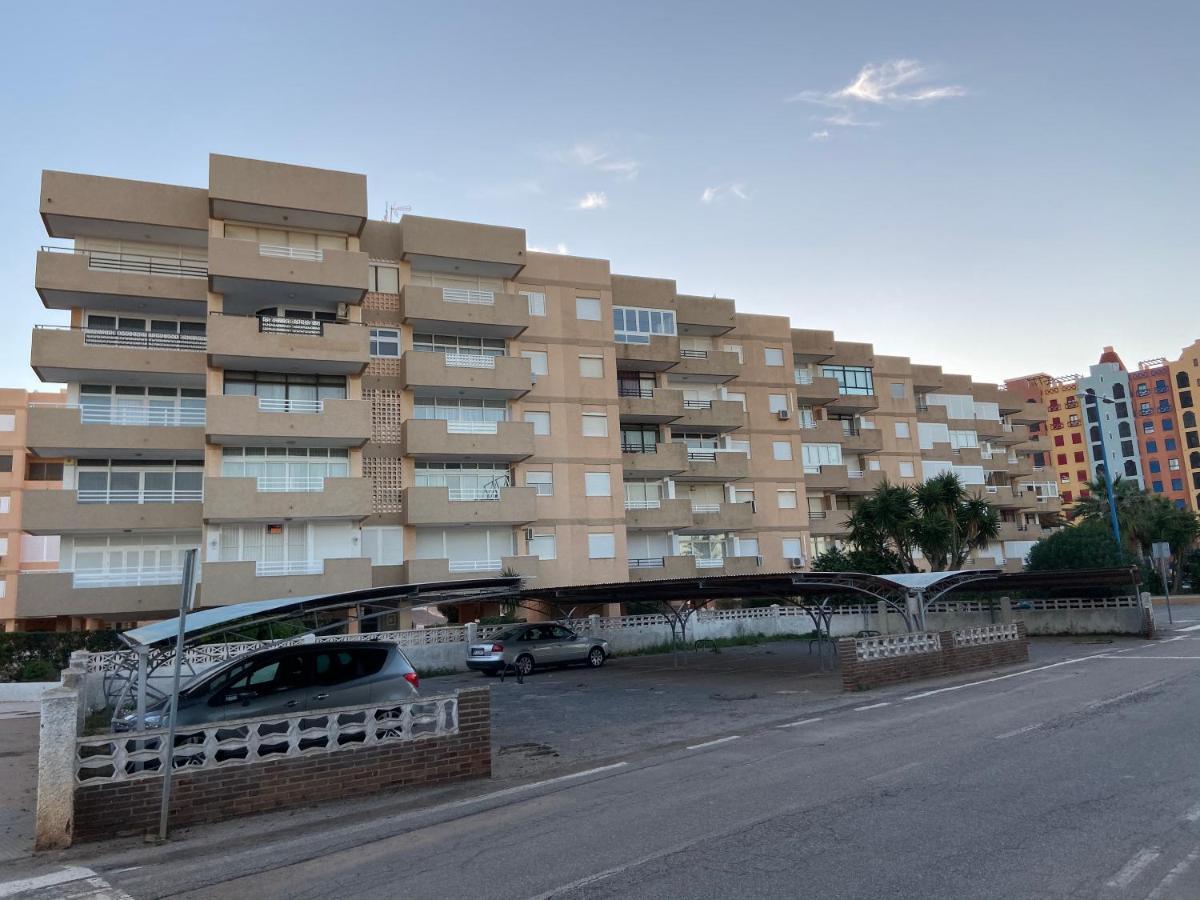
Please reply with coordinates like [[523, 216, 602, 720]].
[[831, 472, 1001, 573], [1026, 519, 1124, 571]]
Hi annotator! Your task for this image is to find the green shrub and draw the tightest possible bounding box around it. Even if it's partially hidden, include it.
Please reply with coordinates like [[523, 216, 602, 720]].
[[0, 631, 124, 682]]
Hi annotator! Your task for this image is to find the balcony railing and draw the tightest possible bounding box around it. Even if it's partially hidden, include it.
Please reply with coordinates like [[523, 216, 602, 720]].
[[624, 499, 662, 510], [447, 488, 503, 501], [444, 421, 501, 434], [683, 400, 713, 410], [441, 288, 495, 305], [621, 442, 657, 454], [71, 566, 183, 588], [694, 557, 724, 569], [618, 387, 655, 399], [690, 503, 721, 513], [629, 557, 665, 568], [794, 371, 814, 385], [41, 245, 207, 278], [679, 349, 709, 359], [258, 244, 323, 262], [444, 352, 497, 369], [686, 449, 717, 462], [259, 315, 324, 336], [448, 559, 503, 573], [257, 398, 324, 414], [37, 324, 207, 352], [808, 510, 827, 519], [255, 560, 323, 577], [30, 402, 206, 427], [847, 469, 865, 479], [76, 488, 203, 504], [803, 465, 822, 474], [255, 476, 326, 493]]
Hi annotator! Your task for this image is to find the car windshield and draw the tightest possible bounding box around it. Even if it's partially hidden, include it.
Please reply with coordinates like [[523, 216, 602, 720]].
[[488, 626, 524, 641]]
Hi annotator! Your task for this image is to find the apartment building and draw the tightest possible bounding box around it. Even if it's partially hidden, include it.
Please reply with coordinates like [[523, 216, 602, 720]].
[[13, 153, 1064, 630], [1005, 373, 1091, 508], [1171, 339, 1200, 511], [1128, 359, 1188, 508]]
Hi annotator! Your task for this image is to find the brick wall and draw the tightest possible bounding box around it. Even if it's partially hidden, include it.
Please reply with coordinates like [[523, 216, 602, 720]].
[[73, 687, 491, 843], [838, 623, 1029, 691]]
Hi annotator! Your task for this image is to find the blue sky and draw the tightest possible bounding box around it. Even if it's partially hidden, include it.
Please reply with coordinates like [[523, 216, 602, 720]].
[[1, 1, 1196, 389]]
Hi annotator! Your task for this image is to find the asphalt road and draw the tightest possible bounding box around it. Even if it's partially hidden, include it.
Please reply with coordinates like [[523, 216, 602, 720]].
[[9, 624, 1200, 899]]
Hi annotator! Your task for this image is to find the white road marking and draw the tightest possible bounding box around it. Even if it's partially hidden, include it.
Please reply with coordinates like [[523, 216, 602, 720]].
[[777, 717, 823, 729], [995, 723, 1043, 740], [1174, 623, 1200, 631], [900, 652, 1115, 701], [1105, 846, 1161, 888], [687, 735, 741, 750], [854, 702, 890, 711], [1184, 802, 1200, 822], [1085, 685, 1162, 710], [1147, 846, 1200, 899], [1096, 656, 1200, 661], [432, 762, 629, 812], [0, 867, 98, 898]]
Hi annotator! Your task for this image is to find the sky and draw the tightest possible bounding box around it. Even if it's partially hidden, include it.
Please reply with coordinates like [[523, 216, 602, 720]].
[[1, 1, 1196, 390]]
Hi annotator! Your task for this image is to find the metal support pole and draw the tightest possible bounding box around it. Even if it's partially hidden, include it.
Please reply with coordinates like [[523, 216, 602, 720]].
[[135, 646, 148, 732], [1160, 557, 1174, 625], [158, 549, 198, 842]]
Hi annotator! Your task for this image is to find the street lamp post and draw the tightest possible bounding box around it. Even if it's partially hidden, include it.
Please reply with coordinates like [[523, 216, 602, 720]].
[[1079, 391, 1122, 553]]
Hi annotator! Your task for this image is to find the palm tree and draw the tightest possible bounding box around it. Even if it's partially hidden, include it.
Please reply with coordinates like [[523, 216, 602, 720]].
[[846, 480, 920, 572], [1073, 474, 1156, 557]]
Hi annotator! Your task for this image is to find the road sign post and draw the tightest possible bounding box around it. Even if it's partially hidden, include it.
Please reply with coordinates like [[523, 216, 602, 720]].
[[1152, 542, 1173, 624]]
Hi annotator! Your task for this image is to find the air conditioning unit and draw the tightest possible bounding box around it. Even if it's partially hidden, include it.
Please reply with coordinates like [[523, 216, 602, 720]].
[[523, 528, 535, 541], [336, 302, 349, 320], [776, 409, 791, 421], [789, 557, 806, 568]]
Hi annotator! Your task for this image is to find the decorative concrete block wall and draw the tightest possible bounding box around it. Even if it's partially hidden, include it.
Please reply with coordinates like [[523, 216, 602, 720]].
[[838, 623, 1029, 692]]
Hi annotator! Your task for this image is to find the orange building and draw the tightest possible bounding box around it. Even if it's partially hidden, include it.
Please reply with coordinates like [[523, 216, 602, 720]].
[[1171, 339, 1200, 511], [0, 388, 67, 632], [1128, 359, 1187, 509], [1005, 373, 1090, 508]]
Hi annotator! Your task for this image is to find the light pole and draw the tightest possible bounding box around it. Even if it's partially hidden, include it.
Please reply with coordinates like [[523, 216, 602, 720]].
[[1078, 390, 1122, 554]]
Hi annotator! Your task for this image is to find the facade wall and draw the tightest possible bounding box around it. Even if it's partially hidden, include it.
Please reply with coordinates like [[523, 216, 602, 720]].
[[1169, 340, 1200, 511], [1128, 362, 1188, 508]]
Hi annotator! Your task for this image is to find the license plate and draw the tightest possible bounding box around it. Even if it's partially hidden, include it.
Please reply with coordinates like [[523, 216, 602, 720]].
[[470, 648, 485, 657]]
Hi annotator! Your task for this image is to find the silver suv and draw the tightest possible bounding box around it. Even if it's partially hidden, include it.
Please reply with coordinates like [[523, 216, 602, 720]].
[[117, 641, 420, 730], [467, 624, 609, 677]]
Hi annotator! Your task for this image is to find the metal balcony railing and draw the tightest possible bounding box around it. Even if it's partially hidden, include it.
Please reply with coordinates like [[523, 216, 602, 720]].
[[36, 324, 208, 352], [257, 398, 324, 414], [679, 349, 709, 359], [30, 403, 206, 427], [441, 288, 495, 305], [71, 566, 184, 588], [690, 503, 721, 513], [255, 476, 326, 493], [76, 488, 203, 504], [448, 559, 503, 572], [618, 386, 654, 399], [447, 488, 503, 501], [444, 421, 501, 434], [628, 557, 665, 568], [444, 352, 497, 369], [624, 499, 662, 510], [621, 442, 657, 454], [255, 560, 323, 577], [41, 245, 207, 278], [683, 400, 713, 410], [259, 244, 323, 262], [259, 315, 324, 336], [686, 449, 717, 462], [794, 371, 814, 385], [694, 558, 724, 569]]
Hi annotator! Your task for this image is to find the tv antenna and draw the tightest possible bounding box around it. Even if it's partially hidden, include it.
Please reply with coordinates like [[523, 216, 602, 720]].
[[383, 202, 412, 222]]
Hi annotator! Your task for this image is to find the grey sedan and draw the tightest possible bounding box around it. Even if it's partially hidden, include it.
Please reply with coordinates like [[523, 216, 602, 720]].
[[466, 624, 609, 677]]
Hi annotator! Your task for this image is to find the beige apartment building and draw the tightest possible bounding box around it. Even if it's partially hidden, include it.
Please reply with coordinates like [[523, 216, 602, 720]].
[[11, 154, 1055, 630]]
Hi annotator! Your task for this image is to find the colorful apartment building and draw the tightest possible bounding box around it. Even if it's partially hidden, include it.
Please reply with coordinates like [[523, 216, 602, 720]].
[[1128, 359, 1187, 508], [1171, 339, 1200, 511]]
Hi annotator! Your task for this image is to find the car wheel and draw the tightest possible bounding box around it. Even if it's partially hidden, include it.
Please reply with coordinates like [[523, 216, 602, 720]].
[[587, 647, 606, 668], [515, 654, 535, 677]]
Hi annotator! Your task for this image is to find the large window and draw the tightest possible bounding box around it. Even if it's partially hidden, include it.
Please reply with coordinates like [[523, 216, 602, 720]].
[[225, 223, 347, 251], [220, 447, 348, 491], [80, 384, 205, 426], [413, 396, 506, 424], [369, 329, 400, 357], [576, 297, 602, 321], [612, 305, 676, 344], [26, 461, 64, 482], [219, 523, 314, 576], [415, 463, 510, 499], [520, 291, 547, 317], [820, 364, 874, 396], [368, 265, 400, 293], [76, 460, 201, 502], [413, 526, 513, 569], [223, 371, 347, 402], [801, 443, 843, 470], [621, 425, 658, 453], [72, 532, 198, 582], [412, 333, 505, 357]]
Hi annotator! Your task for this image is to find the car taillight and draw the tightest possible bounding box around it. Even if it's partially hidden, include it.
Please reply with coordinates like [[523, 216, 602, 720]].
[[491, 643, 504, 652], [404, 672, 420, 690]]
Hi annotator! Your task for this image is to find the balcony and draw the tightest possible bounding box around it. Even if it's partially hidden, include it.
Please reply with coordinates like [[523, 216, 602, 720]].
[[617, 387, 684, 424], [842, 469, 888, 494], [840, 427, 884, 453], [676, 449, 750, 482], [803, 465, 849, 491], [31, 325, 206, 388], [807, 508, 852, 536], [205, 395, 371, 447], [790, 329, 837, 362], [26, 403, 204, 460], [15, 571, 183, 620], [792, 373, 841, 405], [40, 169, 208, 246], [910, 365, 944, 392], [394, 556, 540, 585], [627, 555, 763, 581], [997, 521, 1035, 542], [208, 236, 367, 313], [207, 313, 370, 375], [399, 351, 533, 399], [623, 498, 693, 530], [827, 392, 879, 415], [203, 476, 370, 524], [683, 501, 754, 533], [35, 247, 207, 317], [621, 442, 688, 477], [797, 420, 846, 444], [208, 154, 367, 235], [400, 215, 526, 278], [22, 489, 203, 535], [400, 419, 535, 462], [197, 557, 373, 607], [675, 294, 735, 335], [398, 284, 528, 338], [671, 349, 740, 383], [615, 336, 680, 372], [674, 398, 746, 432], [400, 486, 537, 526]]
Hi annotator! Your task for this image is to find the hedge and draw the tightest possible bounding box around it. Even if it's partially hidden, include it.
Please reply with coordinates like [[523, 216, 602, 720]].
[[0, 631, 124, 682]]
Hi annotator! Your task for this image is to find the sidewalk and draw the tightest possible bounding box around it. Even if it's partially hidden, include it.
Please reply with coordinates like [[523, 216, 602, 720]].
[[0, 704, 40, 864]]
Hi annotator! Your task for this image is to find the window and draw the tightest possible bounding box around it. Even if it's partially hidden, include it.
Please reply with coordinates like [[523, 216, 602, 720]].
[[1172, 478, 1184, 491], [528, 533, 556, 560], [576, 297, 602, 321], [1149, 460, 1161, 473], [764, 348, 785, 367], [20, 534, 58, 563], [622, 425, 659, 452], [777, 490, 797, 509], [768, 394, 788, 414], [772, 440, 793, 461], [413, 333, 505, 357], [612, 306, 675, 343], [0, 415, 13, 432], [361, 527, 404, 566], [890, 383, 905, 400], [587, 532, 615, 559], [802, 443, 842, 468], [1057, 453, 1068, 466], [0, 455, 11, 473], [523, 411, 551, 435], [1166, 438, 1177, 450], [1143, 421, 1155, 434], [1074, 451, 1085, 463], [781, 538, 804, 562], [582, 413, 608, 437], [724, 344, 743, 363], [0, 495, 7, 514], [367, 265, 399, 293], [1135, 383, 1149, 397], [413, 395, 507, 424], [579, 355, 604, 379], [525, 471, 553, 496], [224, 371, 347, 401], [726, 392, 747, 412], [1061, 490, 1073, 503], [899, 460, 915, 478], [1169, 458, 1181, 470], [1163, 418, 1174, 431], [584, 472, 611, 496], [369, 328, 400, 358], [221, 447, 349, 485], [821, 364, 874, 396], [26, 461, 63, 482], [868, 459, 882, 471], [1071, 433, 1082, 444], [1152, 480, 1164, 493], [521, 291, 547, 317], [1146, 440, 1158, 453], [1054, 435, 1065, 447], [1077, 470, 1088, 482], [521, 350, 548, 376]]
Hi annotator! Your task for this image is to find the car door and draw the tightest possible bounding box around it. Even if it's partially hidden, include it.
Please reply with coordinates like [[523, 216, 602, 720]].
[[519, 625, 551, 664], [216, 651, 312, 721], [550, 625, 587, 662], [310, 648, 378, 709]]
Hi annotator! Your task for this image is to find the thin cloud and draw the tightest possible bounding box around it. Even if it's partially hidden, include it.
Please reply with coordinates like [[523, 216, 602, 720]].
[[810, 130, 831, 142], [560, 143, 641, 180], [530, 242, 571, 255], [700, 183, 748, 204], [577, 191, 608, 210]]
